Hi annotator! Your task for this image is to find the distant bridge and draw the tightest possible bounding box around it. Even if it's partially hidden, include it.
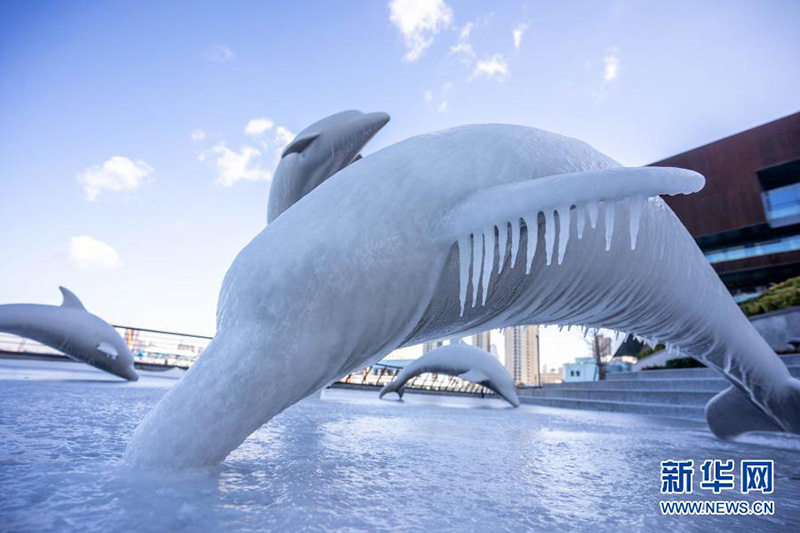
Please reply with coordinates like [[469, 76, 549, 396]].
[[0, 325, 212, 370], [0, 328, 491, 396]]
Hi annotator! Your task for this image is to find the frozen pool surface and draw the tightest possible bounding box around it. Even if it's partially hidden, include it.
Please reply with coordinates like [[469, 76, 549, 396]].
[[1, 358, 799, 532]]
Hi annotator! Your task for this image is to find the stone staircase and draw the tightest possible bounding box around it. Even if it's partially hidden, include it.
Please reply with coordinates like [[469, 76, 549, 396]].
[[518, 354, 800, 420]]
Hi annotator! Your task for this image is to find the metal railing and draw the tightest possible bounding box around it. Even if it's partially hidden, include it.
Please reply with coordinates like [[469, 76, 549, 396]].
[[337, 362, 491, 396], [1, 329, 489, 395], [0, 326, 212, 369]]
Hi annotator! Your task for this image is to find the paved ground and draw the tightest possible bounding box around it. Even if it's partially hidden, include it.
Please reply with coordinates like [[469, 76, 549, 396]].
[[1, 358, 799, 532]]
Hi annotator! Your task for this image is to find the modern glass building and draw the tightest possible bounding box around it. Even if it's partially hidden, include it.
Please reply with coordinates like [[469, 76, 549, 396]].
[[651, 112, 800, 300]]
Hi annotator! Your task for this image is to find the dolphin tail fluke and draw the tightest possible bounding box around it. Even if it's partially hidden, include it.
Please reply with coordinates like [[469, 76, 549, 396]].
[[705, 385, 784, 438], [378, 384, 405, 400]]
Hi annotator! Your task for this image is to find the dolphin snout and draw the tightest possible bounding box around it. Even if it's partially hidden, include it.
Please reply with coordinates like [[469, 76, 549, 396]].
[[363, 112, 390, 135], [122, 365, 140, 381]]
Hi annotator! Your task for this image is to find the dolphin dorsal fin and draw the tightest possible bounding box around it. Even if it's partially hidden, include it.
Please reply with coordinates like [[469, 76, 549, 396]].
[[59, 286, 86, 311], [281, 131, 320, 158]]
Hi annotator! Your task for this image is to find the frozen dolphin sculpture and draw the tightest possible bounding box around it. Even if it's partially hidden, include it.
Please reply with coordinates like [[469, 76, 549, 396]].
[[127, 124, 800, 470], [267, 109, 390, 223], [0, 287, 138, 381], [379, 344, 520, 407]]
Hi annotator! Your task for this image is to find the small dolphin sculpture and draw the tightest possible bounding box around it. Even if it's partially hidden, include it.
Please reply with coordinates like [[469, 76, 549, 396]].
[[267, 109, 390, 223], [0, 287, 138, 381], [127, 124, 800, 470], [379, 344, 520, 407]]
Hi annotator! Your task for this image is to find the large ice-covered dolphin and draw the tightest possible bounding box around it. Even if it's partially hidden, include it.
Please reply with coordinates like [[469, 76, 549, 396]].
[[0, 287, 138, 381], [127, 124, 800, 469], [267, 110, 390, 223], [379, 343, 520, 407]]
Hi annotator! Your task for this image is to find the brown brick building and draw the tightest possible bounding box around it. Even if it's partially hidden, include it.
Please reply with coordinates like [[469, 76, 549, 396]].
[[650, 112, 800, 299]]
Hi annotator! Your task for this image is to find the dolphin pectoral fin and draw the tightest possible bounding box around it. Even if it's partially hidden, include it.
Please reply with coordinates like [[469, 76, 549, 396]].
[[705, 386, 783, 438], [96, 342, 119, 360], [435, 166, 705, 315], [281, 131, 319, 158], [458, 369, 489, 383], [349, 154, 363, 165], [59, 286, 86, 311]]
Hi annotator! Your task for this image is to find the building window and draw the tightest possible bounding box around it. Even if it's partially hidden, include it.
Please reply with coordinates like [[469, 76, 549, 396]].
[[704, 234, 800, 264], [763, 182, 800, 226], [758, 158, 800, 228]]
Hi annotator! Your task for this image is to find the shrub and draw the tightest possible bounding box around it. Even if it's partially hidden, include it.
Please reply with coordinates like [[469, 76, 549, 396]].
[[738, 276, 800, 317]]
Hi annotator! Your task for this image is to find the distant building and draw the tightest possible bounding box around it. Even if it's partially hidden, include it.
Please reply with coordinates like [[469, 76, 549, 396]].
[[472, 331, 492, 352], [503, 326, 540, 386], [595, 335, 612, 360], [563, 357, 599, 383], [651, 112, 800, 299], [540, 368, 563, 385], [422, 340, 444, 354]]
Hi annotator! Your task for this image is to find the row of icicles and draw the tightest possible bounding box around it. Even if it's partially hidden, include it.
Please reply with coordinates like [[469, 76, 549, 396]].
[[456, 194, 650, 316]]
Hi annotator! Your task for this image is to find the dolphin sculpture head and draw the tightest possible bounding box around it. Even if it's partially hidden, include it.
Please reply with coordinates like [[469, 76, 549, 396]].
[[379, 344, 520, 407], [0, 287, 138, 381], [127, 123, 800, 470], [267, 110, 390, 223]]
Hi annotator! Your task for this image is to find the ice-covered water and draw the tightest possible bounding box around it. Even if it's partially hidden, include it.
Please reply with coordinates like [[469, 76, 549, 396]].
[[1, 358, 799, 532]]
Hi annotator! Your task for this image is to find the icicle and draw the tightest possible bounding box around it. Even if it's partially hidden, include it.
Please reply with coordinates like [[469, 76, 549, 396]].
[[556, 205, 571, 265], [544, 210, 555, 266], [457, 236, 470, 316], [523, 214, 538, 275], [576, 204, 586, 239], [497, 222, 508, 273], [628, 195, 643, 250], [471, 232, 483, 308], [510, 218, 521, 268], [587, 200, 599, 229], [604, 201, 615, 251], [481, 226, 495, 305]]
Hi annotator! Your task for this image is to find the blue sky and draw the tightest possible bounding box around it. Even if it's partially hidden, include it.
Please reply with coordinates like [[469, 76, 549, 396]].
[[1, 1, 798, 367]]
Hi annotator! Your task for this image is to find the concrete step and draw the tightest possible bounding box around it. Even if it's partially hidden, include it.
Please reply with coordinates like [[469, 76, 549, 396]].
[[518, 387, 716, 406], [529, 378, 728, 392], [780, 354, 800, 366], [519, 396, 706, 419], [607, 364, 800, 381]]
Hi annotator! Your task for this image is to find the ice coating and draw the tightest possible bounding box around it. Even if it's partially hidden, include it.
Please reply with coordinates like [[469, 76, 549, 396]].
[[126, 124, 800, 470], [0, 287, 138, 381], [378, 343, 520, 407]]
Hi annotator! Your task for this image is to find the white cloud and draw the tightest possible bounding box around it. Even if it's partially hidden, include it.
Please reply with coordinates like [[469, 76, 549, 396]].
[[449, 22, 476, 59], [388, 0, 453, 62], [424, 81, 452, 112], [603, 48, 620, 82], [245, 117, 274, 137], [69, 236, 121, 270], [513, 23, 528, 52], [458, 22, 473, 40], [77, 156, 153, 201], [204, 44, 234, 63], [449, 42, 474, 58], [190, 129, 206, 141], [273, 126, 295, 153], [470, 54, 509, 81], [200, 144, 272, 187]]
